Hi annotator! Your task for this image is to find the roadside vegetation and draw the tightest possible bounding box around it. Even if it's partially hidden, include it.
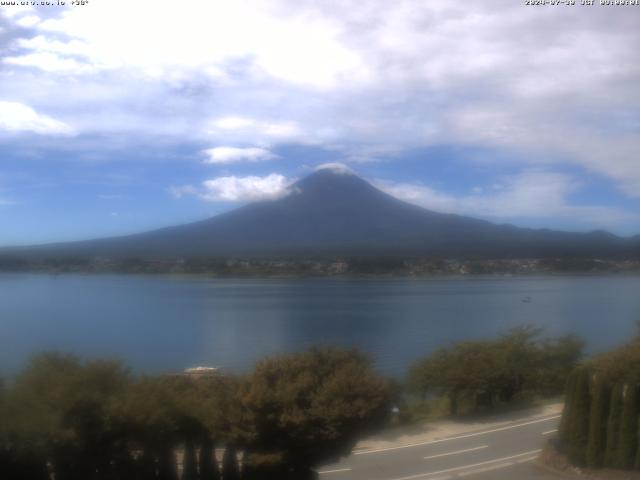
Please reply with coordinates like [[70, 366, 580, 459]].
[[406, 326, 583, 419], [0, 327, 585, 479], [558, 332, 640, 472], [0, 348, 391, 480]]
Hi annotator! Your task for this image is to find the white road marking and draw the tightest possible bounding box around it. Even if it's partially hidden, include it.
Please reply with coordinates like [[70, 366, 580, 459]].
[[355, 415, 560, 455], [516, 455, 539, 463], [387, 449, 541, 480], [542, 429, 558, 435], [457, 461, 513, 476], [423, 445, 488, 460], [318, 467, 353, 475]]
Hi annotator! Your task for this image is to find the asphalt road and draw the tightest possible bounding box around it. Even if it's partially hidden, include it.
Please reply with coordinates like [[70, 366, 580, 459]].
[[317, 413, 563, 480]]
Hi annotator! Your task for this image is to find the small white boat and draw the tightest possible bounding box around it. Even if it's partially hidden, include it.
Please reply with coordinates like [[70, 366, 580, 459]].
[[183, 366, 219, 377]]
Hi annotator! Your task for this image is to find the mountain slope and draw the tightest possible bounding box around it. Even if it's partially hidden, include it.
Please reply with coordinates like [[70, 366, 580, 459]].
[[4, 168, 640, 260]]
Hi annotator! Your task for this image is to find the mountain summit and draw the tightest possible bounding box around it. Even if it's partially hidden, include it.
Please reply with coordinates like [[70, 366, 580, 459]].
[[5, 168, 640, 260]]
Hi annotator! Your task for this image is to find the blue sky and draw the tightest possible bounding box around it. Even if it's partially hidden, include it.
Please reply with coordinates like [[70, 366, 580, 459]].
[[0, 0, 639, 245]]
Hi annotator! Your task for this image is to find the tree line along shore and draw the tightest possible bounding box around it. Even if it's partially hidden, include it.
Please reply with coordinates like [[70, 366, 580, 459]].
[[1, 256, 640, 276]]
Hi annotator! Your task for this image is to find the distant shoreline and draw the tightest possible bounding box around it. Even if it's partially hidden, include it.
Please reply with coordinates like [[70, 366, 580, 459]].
[[1, 257, 639, 277]]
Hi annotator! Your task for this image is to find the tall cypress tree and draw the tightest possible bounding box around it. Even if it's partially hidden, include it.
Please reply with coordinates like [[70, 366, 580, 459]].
[[586, 375, 610, 468], [559, 371, 578, 447], [568, 367, 591, 466], [617, 384, 639, 469], [605, 383, 624, 467], [635, 418, 640, 471]]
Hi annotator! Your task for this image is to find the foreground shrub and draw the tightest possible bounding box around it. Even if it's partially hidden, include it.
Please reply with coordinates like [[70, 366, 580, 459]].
[[237, 347, 392, 474], [0, 347, 391, 479], [585, 375, 609, 468], [408, 327, 583, 415]]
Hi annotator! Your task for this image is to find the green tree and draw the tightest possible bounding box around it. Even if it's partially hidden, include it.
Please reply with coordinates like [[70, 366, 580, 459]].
[[119, 376, 200, 480], [616, 384, 638, 469], [586, 375, 610, 468], [559, 370, 577, 445], [604, 383, 624, 467], [194, 374, 239, 480], [593, 337, 640, 386], [635, 417, 640, 470], [5, 353, 131, 480], [408, 348, 453, 404], [536, 335, 584, 397], [408, 347, 458, 413], [241, 450, 284, 479], [494, 326, 545, 403], [567, 367, 591, 466], [408, 341, 506, 413], [237, 347, 391, 475], [408, 328, 583, 416]]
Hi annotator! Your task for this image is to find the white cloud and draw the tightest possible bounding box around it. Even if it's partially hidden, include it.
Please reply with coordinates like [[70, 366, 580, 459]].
[[211, 117, 257, 130], [4, 52, 94, 73], [15, 15, 40, 27], [0, 101, 74, 135], [342, 144, 404, 163], [168, 185, 198, 199], [31, 0, 368, 88], [205, 116, 305, 143], [376, 170, 638, 228], [202, 147, 277, 164], [0, 0, 639, 203], [314, 163, 354, 175], [261, 121, 301, 139], [445, 104, 640, 198], [376, 181, 461, 215], [1, 4, 34, 18], [173, 174, 291, 203]]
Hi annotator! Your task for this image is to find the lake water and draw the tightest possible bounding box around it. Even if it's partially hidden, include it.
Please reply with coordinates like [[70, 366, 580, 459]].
[[1, 274, 639, 378]]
